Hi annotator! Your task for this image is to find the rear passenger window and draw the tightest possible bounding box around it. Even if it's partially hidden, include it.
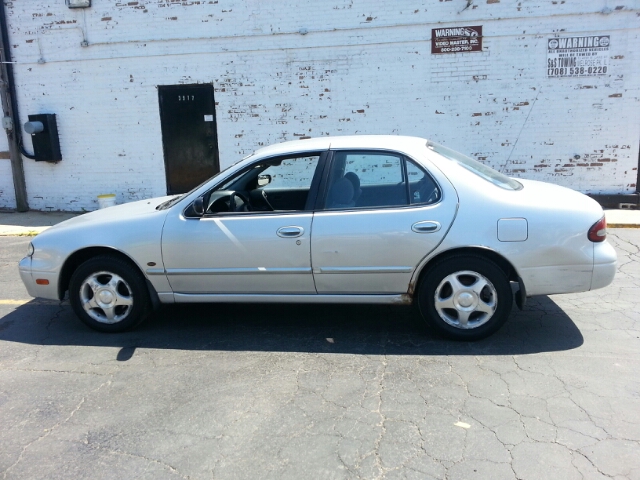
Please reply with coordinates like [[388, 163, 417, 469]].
[[346, 153, 404, 185], [323, 151, 440, 210], [407, 159, 441, 205], [324, 151, 408, 209]]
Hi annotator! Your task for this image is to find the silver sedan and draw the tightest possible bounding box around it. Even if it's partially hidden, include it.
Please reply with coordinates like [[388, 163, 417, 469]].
[[19, 136, 617, 340]]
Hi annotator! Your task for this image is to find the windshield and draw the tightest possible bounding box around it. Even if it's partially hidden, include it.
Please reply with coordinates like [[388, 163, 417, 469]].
[[156, 152, 256, 210], [427, 141, 523, 191]]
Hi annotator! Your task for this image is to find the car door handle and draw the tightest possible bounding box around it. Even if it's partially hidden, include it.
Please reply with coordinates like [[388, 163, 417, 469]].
[[277, 226, 304, 238], [412, 221, 441, 233]]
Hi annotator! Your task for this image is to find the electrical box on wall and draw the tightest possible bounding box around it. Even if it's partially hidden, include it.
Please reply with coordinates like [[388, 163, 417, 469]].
[[24, 114, 62, 163]]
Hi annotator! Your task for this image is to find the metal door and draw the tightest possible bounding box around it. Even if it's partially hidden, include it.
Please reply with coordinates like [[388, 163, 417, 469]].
[[311, 151, 459, 294], [161, 211, 315, 294], [158, 84, 220, 194], [311, 206, 456, 293]]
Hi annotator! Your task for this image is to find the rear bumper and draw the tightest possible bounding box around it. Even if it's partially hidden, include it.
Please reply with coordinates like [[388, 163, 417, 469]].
[[516, 239, 617, 296], [519, 264, 593, 296], [591, 240, 617, 291]]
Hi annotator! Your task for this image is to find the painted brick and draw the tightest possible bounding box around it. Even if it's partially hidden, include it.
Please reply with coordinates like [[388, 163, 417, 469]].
[[0, 1, 638, 210], [0, 132, 15, 209]]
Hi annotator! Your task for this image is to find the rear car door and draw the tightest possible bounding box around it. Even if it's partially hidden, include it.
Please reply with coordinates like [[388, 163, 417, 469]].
[[311, 150, 457, 294]]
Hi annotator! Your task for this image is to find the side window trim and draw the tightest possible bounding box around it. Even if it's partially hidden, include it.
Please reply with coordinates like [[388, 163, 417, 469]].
[[402, 154, 411, 206], [313, 150, 335, 211], [305, 150, 331, 211]]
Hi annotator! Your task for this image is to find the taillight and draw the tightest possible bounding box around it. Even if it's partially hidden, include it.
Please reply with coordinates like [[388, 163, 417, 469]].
[[588, 216, 607, 242]]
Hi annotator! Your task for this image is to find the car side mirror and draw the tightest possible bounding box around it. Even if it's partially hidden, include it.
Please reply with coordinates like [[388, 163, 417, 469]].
[[257, 174, 272, 187], [193, 196, 205, 216]]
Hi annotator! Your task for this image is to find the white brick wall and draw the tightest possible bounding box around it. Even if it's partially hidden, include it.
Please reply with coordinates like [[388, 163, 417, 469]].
[[0, 0, 638, 210], [0, 131, 15, 209]]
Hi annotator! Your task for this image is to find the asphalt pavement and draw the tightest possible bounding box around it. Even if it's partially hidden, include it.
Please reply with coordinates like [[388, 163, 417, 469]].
[[0, 221, 638, 478]]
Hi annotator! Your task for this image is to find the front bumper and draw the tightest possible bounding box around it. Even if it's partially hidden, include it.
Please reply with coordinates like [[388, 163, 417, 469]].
[[18, 256, 35, 296], [19, 256, 59, 300]]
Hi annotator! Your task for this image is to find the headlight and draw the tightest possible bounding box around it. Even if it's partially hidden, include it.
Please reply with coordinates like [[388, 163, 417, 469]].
[[27, 242, 34, 256]]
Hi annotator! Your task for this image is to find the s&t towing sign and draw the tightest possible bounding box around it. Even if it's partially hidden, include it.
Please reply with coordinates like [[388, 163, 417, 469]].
[[547, 35, 610, 77]]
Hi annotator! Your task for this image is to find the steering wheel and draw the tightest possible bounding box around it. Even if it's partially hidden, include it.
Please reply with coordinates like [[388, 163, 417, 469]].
[[228, 191, 251, 212]]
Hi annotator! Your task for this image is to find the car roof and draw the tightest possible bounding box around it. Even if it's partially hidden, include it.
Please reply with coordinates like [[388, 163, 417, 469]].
[[253, 135, 429, 157]]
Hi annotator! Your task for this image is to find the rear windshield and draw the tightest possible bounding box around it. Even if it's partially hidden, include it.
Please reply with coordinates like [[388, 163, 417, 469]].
[[427, 141, 523, 191]]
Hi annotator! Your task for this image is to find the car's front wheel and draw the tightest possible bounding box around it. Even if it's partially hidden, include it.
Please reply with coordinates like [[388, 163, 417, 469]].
[[417, 255, 512, 341], [69, 255, 151, 333]]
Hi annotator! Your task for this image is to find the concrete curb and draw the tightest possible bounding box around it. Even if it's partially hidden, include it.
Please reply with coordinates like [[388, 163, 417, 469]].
[[0, 211, 81, 236], [604, 209, 640, 229]]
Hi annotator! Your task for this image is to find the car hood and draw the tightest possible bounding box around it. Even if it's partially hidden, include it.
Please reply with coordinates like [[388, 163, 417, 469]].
[[42, 196, 176, 234]]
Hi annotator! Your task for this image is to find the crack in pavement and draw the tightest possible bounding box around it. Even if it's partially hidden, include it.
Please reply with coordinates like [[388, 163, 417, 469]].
[[1, 379, 112, 479], [82, 442, 188, 479]]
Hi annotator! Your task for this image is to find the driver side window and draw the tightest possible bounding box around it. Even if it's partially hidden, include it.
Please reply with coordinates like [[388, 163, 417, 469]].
[[205, 154, 322, 214], [261, 156, 319, 190]]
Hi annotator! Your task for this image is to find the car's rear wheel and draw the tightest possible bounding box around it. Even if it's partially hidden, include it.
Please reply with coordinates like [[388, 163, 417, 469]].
[[417, 255, 512, 341], [69, 255, 151, 333]]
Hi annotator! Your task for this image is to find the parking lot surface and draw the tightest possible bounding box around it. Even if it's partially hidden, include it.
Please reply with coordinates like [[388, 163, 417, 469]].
[[1, 230, 639, 480]]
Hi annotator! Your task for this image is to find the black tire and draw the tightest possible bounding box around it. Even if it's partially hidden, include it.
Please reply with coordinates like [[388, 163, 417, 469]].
[[417, 255, 512, 341], [69, 255, 151, 333]]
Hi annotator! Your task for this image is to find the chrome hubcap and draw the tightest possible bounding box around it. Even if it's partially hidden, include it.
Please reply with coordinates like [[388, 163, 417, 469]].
[[98, 290, 114, 304], [434, 270, 497, 329], [457, 292, 474, 308], [79, 271, 133, 324]]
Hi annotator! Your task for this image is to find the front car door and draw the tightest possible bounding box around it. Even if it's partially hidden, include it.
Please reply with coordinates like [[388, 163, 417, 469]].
[[311, 149, 457, 294], [161, 152, 327, 295]]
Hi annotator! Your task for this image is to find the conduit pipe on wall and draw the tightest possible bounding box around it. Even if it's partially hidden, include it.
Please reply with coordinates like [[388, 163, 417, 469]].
[[0, 2, 29, 211]]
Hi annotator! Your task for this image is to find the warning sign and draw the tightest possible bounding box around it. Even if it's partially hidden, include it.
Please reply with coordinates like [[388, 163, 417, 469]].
[[547, 35, 610, 77], [431, 26, 483, 54]]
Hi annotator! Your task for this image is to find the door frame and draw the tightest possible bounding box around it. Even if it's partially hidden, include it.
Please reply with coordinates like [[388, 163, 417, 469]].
[[157, 83, 220, 195]]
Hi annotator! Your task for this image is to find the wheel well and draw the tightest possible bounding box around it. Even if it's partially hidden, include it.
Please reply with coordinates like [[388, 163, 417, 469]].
[[58, 247, 143, 300], [413, 247, 519, 295]]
